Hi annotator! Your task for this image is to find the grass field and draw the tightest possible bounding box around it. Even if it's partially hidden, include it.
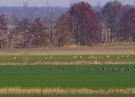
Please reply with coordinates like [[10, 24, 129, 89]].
[[0, 55, 135, 65], [0, 65, 134, 89], [0, 53, 135, 96]]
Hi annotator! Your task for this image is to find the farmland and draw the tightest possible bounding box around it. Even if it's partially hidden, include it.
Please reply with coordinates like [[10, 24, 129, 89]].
[[0, 65, 134, 93], [0, 55, 135, 65], [0, 53, 135, 96], [0, 65, 134, 89]]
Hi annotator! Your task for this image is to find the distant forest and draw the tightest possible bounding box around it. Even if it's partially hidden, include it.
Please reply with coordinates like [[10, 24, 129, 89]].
[[0, 1, 135, 48]]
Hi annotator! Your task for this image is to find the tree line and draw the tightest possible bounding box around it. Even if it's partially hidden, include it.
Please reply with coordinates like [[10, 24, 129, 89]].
[[0, 1, 135, 48]]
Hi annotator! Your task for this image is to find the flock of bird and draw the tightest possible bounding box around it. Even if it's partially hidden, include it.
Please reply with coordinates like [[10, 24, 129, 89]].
[[49, 66, 131, 72], [15, 55, 132, 72]]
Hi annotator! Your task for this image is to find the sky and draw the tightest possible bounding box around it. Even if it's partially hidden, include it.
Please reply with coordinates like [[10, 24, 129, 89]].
[[0, 0, 134, 7]]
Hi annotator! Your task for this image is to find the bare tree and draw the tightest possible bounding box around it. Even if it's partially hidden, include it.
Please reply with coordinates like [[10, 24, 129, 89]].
[[31, 17, 48, 47], [0, 15, 8, 48], [43, 2, 58, 47], [56, 2, 102, 46], [101, 1, 123, 43], [119, 7, 135, 42]]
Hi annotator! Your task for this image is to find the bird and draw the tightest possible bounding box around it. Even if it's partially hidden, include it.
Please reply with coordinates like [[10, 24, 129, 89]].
[[50, 67, 53, 70], [127, 68, 131, 71], [112, 68, 117, 72], [75, 67, 78, 69]]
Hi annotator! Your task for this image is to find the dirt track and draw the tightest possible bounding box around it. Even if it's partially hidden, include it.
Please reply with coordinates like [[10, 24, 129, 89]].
[[0, 44, 135, 55]]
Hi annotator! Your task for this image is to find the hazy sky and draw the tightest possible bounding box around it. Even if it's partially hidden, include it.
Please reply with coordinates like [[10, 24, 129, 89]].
[[0, 0, 134, 7]]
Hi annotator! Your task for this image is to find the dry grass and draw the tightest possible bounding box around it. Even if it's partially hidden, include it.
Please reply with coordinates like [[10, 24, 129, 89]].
[[0, 88, 135, 94], [1, 44, 135, 56], [0, 61, 135, 66], [30, 61, 135, 65]]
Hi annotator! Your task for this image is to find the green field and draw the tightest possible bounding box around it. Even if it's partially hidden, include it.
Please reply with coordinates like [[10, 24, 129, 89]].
[[0, 55, 135, 96], [0, 65, 134, 89]]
